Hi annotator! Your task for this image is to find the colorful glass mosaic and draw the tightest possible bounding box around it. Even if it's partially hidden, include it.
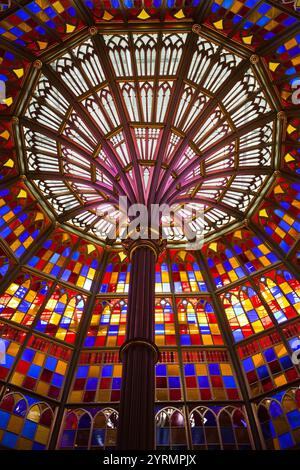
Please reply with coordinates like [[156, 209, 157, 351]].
[[229, 228, 279, 274], [283, 145, 300, 176], [0, 185, 49, 258], [84, 299, 127, 348], [238, 332, 299, 397], [0, 247, 11, 279], [205, 0, 261, 41], [170, 250, 207, 293], [28, 229, 75, 278], [0, 273, 50, 325], [0, 392, 54, 450], [0, 185, 46, 257], [0, 194, 47, 258], [60, 240, 103, 290], [0, 0, 83, 53], [59, 407, 118, 449], [255, 182, 300, 253], [273, 181, 300, 224], [0, 152, 17, 182], [230, 1, 297, 48], [0, 121, 14, 154], [29, 231, 102, 291], [283, 320, 300, 362], [0, 125, 17, 189], [267, 34, 300, 105], [35, 286, 86, 344], [0, 47, 29, 113], [284, 118, 300, 177], [182, 350, 240, 401], [190, 405, 252, 450], [155, 254, 171, 293], [255, 269, 300, 324], [221, 283, 274, 342], [83, 0, 199, 22], [257, 388, 300, 450], [155, 298, 176, 346], [69, 351, 122, 403], [177, 298, 223, 346], [204, 241, 245, 288], [100, 252, 130, 294], [156, 351, 182, 401], [205, 0, 299, 48], [10, 335, 71, 400], [156, 407, 187, 449], [255, 204, 300, 253], [0, 323, 27, 380]]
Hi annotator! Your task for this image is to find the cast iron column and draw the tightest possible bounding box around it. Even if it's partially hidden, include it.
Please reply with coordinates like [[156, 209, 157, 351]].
[[117, 239, 164, 450]]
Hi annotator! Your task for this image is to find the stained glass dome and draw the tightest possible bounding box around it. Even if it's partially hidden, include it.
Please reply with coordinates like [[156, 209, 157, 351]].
[[21, 31, 276, 242], [0, 0, 300, 453]]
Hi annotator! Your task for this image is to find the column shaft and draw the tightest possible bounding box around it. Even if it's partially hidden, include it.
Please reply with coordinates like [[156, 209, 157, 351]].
[[117, 243, 157, 450]]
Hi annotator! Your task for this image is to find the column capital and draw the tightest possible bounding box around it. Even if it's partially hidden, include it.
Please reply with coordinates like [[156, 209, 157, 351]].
[[122, 238, 167, 261], [119, 338, 160, 363]]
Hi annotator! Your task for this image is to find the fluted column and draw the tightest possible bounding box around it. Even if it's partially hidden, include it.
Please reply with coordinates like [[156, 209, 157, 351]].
[[117, 239, 165, 450]]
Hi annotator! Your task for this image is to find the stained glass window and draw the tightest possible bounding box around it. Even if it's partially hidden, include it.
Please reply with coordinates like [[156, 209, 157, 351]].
[[28, 230, 75, 278], [0, 323, 27, 380], [267, 34, 300, 105], [0, 247, 11, 279], [59, 408, 118, 450], [0, 1, 82, 52], [10, 335, 71, 400], [221, 284, 274, 342], [0, 273, 50, 326], [205, 0, 261, 40], [155, 253, 171, 293], [255, 269, 300, 324], [156, 407, 187, 449], [283, 320, 300, 355], [238, 332, 299, 397], [0, 392, 54, 450], [182, 350, 240, 401], [84, 299, 127, 348], [155, 298, 176, 346], [156, 351, 182, 401], [100, 252, 130, 294], [254, 181, 300, 253], [229, 228, 279, 273], [207, 1, 298, 48], [0, 187, 48, 258], [35, 286, 86, 344], [177, 298, 223, 346], [204, 241, 245, 288], [257, 388, 300, 450], [170, 250, 207, 292], [0, 186, 32, 228], [190, 405, 252, 450], [60, 240, 103, 290], [69, 351, 122, 403]]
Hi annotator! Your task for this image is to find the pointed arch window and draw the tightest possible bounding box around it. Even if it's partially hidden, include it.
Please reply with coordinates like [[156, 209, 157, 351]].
[[177, 298, 223, 346], [221, 284, 274, 342], [0, 392, 54, 450], [0, 274, 50, 326], [155, 407, 187, 449]]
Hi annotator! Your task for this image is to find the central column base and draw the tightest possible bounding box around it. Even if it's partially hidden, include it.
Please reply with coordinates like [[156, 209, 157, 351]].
[[117, 340, 159, 450]]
